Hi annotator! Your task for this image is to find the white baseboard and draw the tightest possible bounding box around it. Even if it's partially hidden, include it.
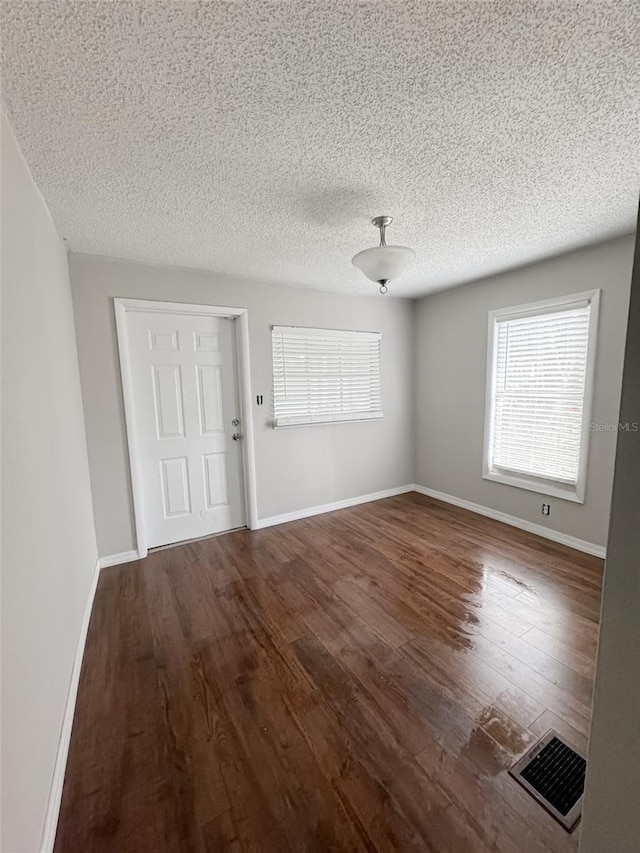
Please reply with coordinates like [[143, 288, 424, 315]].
[[411, 484, 606, 558], [98, 486, 606, 558], [255, 485, 415, 529], [98, 549, 140, 568], [40, 557, 101, 852]]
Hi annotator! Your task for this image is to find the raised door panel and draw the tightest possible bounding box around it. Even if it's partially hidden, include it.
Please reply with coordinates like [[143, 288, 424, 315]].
[[196, 365, 224, 435], [152, 365, 185, 439], [160, 457, 191, 517], [148, 328, 180, 351], [203, 452, 229, 508], [194, 330, 220, 352]]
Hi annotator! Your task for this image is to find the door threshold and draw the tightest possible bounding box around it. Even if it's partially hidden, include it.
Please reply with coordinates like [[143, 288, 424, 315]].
[[149, 526, 248, 553]]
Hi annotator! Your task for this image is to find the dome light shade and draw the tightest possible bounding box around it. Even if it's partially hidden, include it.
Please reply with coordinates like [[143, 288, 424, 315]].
[[351, 215, 415, 293], [352, 245, 416, 284]]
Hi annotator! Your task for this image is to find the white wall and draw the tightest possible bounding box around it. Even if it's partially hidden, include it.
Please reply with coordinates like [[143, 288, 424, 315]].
[[69, 253, 415, 558], [414, 236, 634, 549], [1, 115, 99, 850], [580, 221, 640, 853]]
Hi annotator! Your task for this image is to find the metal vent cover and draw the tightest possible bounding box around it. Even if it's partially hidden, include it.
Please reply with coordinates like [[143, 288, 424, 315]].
[[509, 730, 587, 831]]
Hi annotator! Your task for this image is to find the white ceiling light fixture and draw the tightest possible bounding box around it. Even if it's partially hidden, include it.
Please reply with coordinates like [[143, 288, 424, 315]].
[[351, 216, 416, 294]]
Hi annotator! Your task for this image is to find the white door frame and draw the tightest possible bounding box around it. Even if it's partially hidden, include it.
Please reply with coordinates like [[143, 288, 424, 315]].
[[114, 297, 259, 558]]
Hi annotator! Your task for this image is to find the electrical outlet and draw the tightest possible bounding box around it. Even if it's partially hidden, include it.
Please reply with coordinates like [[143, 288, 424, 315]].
[[542, 503, 551, 516]]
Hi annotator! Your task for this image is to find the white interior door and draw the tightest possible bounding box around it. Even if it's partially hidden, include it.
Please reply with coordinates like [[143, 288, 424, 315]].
[[125, 309, 246, 548]]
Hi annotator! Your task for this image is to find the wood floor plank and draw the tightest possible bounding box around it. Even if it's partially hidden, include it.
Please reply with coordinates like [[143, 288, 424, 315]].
[[143, 550, 231, 831], [292, 633, 492, 853], [415, 729, 574, 853], [528, 708, 589, 755], [399, 638, 543, 749], [55, 493, 602, 852], [201, 810, 242, 853], [293, 701, 427, 852], [520, 626, 596, 679], [223, 673, 372, 852], [55, 564, 194, 853]]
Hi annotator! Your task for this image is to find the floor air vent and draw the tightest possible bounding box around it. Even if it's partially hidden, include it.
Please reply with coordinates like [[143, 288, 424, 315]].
[[509, 730, 586, 831]]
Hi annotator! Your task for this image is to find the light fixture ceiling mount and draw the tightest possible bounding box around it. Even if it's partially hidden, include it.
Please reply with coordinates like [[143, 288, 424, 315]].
[[351, 215, 415, 294]]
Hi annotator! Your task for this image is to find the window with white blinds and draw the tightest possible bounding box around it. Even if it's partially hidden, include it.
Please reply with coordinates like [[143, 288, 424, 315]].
[[272, 326, 383, 427], [484, 290, 599, 503]]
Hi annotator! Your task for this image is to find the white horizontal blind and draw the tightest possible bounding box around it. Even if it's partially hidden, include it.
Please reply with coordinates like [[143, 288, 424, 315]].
[[272, 326, 383, 427], [490, 303, 591, 484]]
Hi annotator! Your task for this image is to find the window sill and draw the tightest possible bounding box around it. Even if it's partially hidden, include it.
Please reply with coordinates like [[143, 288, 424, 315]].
[[482, 469, 584, 504]]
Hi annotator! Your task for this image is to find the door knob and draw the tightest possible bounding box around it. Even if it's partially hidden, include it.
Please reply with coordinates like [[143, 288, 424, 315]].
[[232, 433, 242, 441], [232, 418, 240, 427]]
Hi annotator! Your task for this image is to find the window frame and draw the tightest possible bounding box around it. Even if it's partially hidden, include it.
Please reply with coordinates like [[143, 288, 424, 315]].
[[271, 325, 383, 428], [482, 289, 600, 504]]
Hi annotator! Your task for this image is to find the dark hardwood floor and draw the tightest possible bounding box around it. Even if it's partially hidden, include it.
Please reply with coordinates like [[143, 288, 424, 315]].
[[55, 493, 603, 852]]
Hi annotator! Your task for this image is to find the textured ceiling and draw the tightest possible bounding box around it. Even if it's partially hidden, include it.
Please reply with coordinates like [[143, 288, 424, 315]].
[[2, 1, 639, 297]]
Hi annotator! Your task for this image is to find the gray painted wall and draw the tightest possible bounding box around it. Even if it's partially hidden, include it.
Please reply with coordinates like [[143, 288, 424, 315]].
[[580, 219, 640, 853], [69, 253, 415, 557], [414, 236, 634, 548], [1, 115, 99, 851]]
